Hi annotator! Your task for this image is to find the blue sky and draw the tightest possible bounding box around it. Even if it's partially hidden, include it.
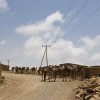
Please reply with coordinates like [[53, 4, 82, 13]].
[[0, 0, 100, 67]]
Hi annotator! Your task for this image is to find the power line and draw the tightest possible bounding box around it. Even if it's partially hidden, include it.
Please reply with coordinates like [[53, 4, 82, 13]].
[[46, 0, 76, 44], [60, 0, 76, 31], [64, 0, 90, 29], [46, 0, 89, 45], [46, 1, 100, 48], [51, 6, 100, 46], [63, 0, 76, 18], [66, 6, 100, 37]]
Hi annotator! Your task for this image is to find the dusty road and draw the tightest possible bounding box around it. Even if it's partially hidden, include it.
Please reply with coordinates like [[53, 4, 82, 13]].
[[0, 72, 81, 100]]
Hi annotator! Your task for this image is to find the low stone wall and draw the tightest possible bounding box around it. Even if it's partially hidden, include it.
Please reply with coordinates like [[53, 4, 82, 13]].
[[0, 64, 9, 71], [85, 67, 100, 78], [90, 67, 100, 77]]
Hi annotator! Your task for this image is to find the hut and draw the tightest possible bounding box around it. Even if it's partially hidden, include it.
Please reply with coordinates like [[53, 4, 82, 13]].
[[59, 63, 88, 68]]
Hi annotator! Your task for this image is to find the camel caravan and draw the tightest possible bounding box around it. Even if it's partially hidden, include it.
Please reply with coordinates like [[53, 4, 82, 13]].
[[11, 63, 91, 82], [11, 66, 37, 74], [39, 64, 100, 82], [10, 63, 100, 82], [39, 63, 87, 82]]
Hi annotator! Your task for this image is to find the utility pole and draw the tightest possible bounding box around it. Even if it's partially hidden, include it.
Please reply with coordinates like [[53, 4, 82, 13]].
[[6, 60, 11, 67], [40, 44, 51, 67]]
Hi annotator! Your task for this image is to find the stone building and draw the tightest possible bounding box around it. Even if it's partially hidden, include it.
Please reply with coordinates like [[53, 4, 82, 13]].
[[0, 63, 9, 71]]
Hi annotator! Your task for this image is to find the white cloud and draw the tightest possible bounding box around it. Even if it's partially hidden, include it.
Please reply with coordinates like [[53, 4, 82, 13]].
[[0, 0, 9, 11], [80, 35, 100, 53], [47, 39, 88, 65], [0, 40, 6, 45], [90, 53, 100, 62], [15, 11, 100, 66], [15, 11, 63, 39], [24, 36, 45, 56]]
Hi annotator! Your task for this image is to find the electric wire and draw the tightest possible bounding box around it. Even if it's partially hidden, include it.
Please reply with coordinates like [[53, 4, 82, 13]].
[[46, 0, 76, 44], [66, 6, 100, 38], [63, 0, 90, 30], [63, 0, 76, 18], [50, 6, 100, 46]]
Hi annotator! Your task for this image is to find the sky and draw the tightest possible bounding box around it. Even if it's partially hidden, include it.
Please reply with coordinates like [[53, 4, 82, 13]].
[[0, 0, 100, 67]]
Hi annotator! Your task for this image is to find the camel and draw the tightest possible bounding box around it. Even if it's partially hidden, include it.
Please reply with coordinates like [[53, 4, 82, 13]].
[[40, 65, 58, 82], [31, 67, 36, 74], [59, 64, 79, 81], [47, 66, 57, 82], [41, 67, 47, 82], [25, 67, 29, 74], [59, 65, 71, 81]]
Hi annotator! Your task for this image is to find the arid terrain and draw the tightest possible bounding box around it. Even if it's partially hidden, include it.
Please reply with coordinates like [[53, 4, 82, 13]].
[[0, 71, 82, 100]]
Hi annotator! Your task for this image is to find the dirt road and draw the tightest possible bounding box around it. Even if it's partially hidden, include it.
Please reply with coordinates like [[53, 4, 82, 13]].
[[0, 72, 81, 100]]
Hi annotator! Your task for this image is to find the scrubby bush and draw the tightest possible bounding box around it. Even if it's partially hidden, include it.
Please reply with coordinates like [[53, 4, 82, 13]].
[[0, 76, 5, 84]]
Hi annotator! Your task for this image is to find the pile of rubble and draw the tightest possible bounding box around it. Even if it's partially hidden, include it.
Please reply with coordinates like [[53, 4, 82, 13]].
[[75, 76, 100, 100]]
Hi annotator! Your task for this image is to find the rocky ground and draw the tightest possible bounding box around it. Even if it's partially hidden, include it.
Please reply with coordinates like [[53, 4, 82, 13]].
[[0, 71, 82, 100], [75, 76, 100, 100]]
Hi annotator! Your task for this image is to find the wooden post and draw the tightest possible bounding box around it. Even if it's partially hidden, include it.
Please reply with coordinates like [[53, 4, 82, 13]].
[[41, 44, 51, 67]]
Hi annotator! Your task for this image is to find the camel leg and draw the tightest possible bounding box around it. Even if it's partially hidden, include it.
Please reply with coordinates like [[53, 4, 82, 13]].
[[41, 73, 43, 82], [62, 76, 64, 81], [44, 72, 46, 82], [48, 74, 50, 82], [65, 76, 67, 81], [54, 75, 56, 82]]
